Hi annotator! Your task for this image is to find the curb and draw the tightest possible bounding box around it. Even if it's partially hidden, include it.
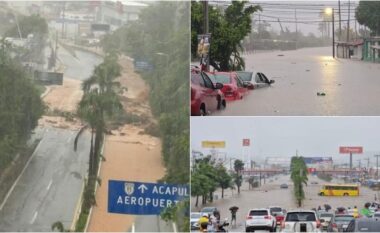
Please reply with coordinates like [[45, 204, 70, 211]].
[[84, 134, 106, 232]]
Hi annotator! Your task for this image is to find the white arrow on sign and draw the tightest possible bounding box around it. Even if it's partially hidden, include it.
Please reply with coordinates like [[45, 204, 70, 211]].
[[138, 184, 148, 194]]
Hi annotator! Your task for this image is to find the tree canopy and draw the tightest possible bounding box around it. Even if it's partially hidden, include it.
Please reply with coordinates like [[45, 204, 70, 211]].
[[191, 1, 261, 71], [356, 1, 380, 36], [0, 42, 44, 170]]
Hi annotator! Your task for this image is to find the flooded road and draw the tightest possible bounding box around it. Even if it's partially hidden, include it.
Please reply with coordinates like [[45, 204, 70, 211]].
[[216, 47, 380, 116], [58, 47, 103, 80], [192, 174, 379, 232]]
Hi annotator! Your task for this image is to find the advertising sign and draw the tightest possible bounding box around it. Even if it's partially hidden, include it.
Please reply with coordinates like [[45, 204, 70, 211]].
[[339, 146, 363, 154], [201, 141, 225, 148], [242, 139, 250, 147]]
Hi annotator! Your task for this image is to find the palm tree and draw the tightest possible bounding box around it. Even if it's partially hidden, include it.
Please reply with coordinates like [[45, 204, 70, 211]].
[[290, 156, 308, 207]]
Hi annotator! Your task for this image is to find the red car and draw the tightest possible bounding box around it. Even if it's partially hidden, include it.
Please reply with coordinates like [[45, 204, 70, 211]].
[[191, 67, 226, 116], [206, 71, 249, 101]]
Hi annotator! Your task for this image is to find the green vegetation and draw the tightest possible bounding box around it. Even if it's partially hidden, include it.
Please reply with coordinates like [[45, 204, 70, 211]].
[[290, 156, 308, 207], [356, 1, 380, 36], [73, 54, 123, 232], [191, 1, 261, 71], [191, 156, 236, 206], [233, 159, 244, 194], [0, 42, 44, 171], [101, 2, 189, 229]]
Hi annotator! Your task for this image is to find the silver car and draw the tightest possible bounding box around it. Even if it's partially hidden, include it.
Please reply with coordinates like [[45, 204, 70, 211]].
[[236, 71, 275, 90]]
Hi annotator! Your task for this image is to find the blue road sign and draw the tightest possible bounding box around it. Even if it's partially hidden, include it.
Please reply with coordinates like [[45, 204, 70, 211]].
[[108, 180, 189, 215]]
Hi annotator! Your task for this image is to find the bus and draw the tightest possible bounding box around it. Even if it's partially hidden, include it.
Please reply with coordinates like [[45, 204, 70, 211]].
[[318, 184, 359, 196]]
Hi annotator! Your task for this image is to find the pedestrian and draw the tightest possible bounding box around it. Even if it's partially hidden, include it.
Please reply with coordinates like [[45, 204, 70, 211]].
[[318, 206, 322, 211], [199, 213, 209, 232], [229, 206, 239, 228], [209, 211, 218, 232], [360, 202, 372, 217], [353, 206, 359, 218]]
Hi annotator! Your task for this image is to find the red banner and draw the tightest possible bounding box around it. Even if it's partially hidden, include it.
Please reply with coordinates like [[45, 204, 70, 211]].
[[339, 146, 363, 154]]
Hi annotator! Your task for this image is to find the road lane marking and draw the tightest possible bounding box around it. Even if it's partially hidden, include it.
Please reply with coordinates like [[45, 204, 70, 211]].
[[0, 138, 44, 211], [46, 179, 53, 190], [30, 211, 38, 224]]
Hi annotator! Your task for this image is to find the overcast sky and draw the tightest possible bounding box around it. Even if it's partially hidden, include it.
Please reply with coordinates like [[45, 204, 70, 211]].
[[191, 117, 380, 165]]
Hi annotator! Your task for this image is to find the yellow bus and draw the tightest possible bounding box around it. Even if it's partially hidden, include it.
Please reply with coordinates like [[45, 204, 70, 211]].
[[318, 184, 359, 196]]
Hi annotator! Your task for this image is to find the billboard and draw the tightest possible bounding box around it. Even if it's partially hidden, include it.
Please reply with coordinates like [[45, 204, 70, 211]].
[[201, 141, 225, 148], [339, 146, 363, 154]]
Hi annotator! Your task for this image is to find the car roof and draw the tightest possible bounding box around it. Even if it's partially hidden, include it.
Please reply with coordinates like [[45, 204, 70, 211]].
[[286, 210, 316, 213], [248, 208, 269, 211]]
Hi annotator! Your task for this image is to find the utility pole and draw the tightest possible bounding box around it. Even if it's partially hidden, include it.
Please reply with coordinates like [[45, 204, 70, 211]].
[[338, 0, 342, 41], [202, 1, 209, 71], [295, 8, 298, 49], [349, 152, 352, 170], [332, 8, 335, 58], [347, 0, 350, 42], [375, 155, 380, 180], [61, 2, 66, 38]]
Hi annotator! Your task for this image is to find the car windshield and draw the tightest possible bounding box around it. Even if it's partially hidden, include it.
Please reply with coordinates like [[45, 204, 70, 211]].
[[335, 216, 354, 222], [236, 72, 253, 81], [249, 210, 268, 216], [191, 213, 201, 219], [210, 74, 231, 84], [357, 221, 380, 232], [286, 212, 316, 222], [271, 208, 282, 213]]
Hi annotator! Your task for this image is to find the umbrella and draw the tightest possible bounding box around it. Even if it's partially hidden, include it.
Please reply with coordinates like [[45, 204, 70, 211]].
[[229, 206, 239, 212]]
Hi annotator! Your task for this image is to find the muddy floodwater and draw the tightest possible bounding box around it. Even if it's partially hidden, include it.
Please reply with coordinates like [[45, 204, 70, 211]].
[[216, 47, 380, 116], [192, 174, 380, 232]]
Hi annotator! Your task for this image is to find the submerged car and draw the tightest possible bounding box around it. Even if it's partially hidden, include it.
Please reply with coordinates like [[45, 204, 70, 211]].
[[334, 214, 354, 232], [280, 183, 289, 189], [191, 67, 225, 116], [207, 71, 249, 101], [236, 71, 275, 90]]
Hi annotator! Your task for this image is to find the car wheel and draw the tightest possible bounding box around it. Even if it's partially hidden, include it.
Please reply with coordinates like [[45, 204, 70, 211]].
[[217, 97, 226, 110], [320, 192, 324, 196], [245, 227, 250, 232], [343, 193, 349, 196]]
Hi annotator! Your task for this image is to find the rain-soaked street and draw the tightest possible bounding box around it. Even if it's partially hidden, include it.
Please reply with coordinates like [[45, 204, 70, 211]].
[[192, 174, 380, 232], [215, 47, 380, 116]]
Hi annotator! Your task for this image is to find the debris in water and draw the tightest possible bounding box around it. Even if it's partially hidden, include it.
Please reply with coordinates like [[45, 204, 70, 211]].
[[317, 92, 326, 96], [277, 54, 284, 56], [306, 69, 310, 72]]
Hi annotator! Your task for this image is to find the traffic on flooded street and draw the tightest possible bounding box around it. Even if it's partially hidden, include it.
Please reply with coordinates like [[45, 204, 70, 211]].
[[191, 117, 380, 232]]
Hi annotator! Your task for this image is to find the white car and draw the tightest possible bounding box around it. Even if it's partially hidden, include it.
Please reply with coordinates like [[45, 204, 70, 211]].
[[281, 210, 321, 233], [245, 208, 276, 232], [190, 212, 201, 230], [236, 71, 275, 90]]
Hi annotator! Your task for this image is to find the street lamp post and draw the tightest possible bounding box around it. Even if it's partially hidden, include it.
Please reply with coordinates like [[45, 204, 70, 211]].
[[325, 8, 335, 58]]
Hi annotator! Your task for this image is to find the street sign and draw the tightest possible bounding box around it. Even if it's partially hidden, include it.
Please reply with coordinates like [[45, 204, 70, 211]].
[[242, 139, 250, 147], [339, 146, 363, 154], [202, 141, 225, 148], [108, 180, 189, 215]]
